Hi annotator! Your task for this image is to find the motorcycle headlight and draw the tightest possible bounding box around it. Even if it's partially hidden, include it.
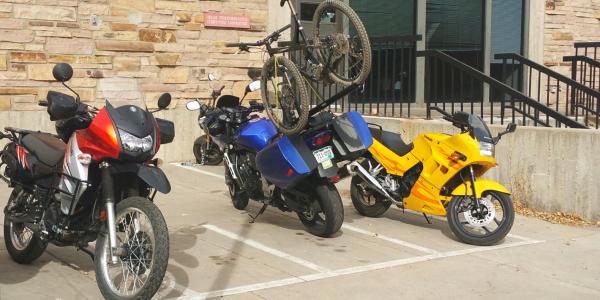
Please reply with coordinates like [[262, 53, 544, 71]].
[[119, 130, 153, 152], [478, 141, 495, 157]]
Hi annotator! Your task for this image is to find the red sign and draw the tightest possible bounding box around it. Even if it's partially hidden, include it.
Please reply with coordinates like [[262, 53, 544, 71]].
[[204, 13, 251, 29]]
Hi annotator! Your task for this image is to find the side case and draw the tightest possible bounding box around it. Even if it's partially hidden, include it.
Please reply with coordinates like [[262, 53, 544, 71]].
[[255, 135, 317, 189], [331, 111, 373, 160]]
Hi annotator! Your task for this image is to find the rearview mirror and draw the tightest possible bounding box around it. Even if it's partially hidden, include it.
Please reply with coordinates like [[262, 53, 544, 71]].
[[52, 63, 73, 82], [506, 123, 517, 133], [157, 93, 171, 109], [208, 73, 216, 81], [186, 101, 201, 111], [248, 80, 261, 92]]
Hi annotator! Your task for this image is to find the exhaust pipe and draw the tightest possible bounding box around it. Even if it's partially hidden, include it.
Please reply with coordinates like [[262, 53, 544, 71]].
[[346, 161, 399, 204]]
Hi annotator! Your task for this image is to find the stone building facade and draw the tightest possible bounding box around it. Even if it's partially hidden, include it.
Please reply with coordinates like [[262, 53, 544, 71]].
[[543, 0, 600, 74], [0, 0, 268, 111]]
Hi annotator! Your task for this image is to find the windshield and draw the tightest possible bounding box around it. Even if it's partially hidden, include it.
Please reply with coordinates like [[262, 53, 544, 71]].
[[468, 114, 492, 143]]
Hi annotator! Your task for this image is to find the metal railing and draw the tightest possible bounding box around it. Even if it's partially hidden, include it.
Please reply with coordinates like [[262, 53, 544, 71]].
[[419, 50, 587, 128], [496, 53, 598, 128], [564, 55, 600, 90], [574, 42, 600, 60], [285, 35, 420, 117]]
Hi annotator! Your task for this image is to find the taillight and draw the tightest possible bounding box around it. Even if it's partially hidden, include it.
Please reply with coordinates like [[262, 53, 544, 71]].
[[310, 131, 332, 148]]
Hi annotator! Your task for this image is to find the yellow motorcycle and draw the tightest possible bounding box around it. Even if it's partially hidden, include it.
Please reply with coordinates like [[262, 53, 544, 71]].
[[347, 112, 517, 246]]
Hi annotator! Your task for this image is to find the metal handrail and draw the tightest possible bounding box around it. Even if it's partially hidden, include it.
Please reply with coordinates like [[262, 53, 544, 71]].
[[496, 53, 600, 99], [417, 50, 588, 129]]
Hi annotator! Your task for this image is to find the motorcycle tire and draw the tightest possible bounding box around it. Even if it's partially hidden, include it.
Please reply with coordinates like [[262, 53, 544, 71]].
[[350, 175, 391, 217], [3, 187, 47, 264], [260, 56, 310, 135], [312, 0, 372, 86], [224, 166, 249, 210], [297, 180, 344, 237], [95, 197, 169, 300], [447, 191, 515, 246], [193, 136, 223, 165]]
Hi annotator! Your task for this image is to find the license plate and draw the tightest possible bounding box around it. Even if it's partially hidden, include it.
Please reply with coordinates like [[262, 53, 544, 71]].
[[313, 146, 334, 164]]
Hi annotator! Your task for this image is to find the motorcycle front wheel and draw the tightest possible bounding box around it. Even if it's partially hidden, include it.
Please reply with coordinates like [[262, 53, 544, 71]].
[[447, 191, 515, 246], [193, 135, 223, 165], [95, 197, 169, 300], [297, 180, 344, 237]]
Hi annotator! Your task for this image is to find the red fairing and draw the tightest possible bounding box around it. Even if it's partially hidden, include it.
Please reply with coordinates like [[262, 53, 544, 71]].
[[76, 108, 120, 161]]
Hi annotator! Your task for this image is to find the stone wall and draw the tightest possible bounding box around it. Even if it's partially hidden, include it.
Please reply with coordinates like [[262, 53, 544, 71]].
[[0, 0, 267, 111], [544, 0, 600, 74]]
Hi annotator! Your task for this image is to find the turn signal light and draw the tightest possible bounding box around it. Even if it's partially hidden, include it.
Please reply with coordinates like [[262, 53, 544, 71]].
[[448, 151, 467, 162]]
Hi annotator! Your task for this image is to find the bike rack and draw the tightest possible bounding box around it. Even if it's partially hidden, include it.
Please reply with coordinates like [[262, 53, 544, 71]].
[[308, 83, 359, 117]]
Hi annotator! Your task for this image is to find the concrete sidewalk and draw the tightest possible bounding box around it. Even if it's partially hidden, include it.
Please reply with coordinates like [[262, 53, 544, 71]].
[[1, 163, 599, 299]]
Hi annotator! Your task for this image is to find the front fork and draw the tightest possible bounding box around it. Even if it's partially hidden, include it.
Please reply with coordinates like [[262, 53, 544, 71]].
[[100, 162, 119, 264], [468, 165, 482, 211]]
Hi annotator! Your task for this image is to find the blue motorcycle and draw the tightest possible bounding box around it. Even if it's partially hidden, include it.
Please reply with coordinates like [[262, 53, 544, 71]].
[[187, 78, 373, 237]]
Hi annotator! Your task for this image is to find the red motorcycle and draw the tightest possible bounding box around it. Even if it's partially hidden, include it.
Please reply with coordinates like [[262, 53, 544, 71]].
[[0, 63, 174, 299]]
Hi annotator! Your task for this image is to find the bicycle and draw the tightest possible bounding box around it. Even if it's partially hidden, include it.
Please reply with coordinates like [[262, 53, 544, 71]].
[[225, 0, 372, 135]]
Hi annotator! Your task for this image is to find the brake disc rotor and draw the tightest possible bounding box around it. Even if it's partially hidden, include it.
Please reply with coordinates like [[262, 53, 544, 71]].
[[463, 198, 496, 227]]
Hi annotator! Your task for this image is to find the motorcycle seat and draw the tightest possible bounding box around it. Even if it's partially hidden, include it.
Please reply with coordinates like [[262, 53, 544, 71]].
[[369, 128, 413, 157], [22, 132, 66, 167]]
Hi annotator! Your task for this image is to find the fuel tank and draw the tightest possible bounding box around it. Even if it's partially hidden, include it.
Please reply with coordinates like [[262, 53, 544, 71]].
[[234, 118, 278, 152]]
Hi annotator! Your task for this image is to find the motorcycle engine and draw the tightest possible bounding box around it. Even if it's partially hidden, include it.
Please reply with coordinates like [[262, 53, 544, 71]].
[[233, 152, 262, 197]]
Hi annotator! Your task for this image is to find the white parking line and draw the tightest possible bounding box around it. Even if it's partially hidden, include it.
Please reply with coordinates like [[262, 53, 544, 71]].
[[341, 224, 439, 254], [395, 207, 534, 241], [203, 224, 330, 273], [174, 239, 544, 300], [172, 163, 225, 179]]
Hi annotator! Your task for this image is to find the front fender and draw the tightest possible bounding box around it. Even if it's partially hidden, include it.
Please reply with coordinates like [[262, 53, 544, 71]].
[[450, 179, 510, 198], [137, 165, 171, 194]]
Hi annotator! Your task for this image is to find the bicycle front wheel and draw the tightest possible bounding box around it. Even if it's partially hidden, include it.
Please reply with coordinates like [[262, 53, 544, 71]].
[[260, 56, 310, 135], [312, 0, 372, 86]]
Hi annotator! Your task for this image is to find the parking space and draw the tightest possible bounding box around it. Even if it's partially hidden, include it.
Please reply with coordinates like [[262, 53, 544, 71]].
[[1, 163, 599, 300]]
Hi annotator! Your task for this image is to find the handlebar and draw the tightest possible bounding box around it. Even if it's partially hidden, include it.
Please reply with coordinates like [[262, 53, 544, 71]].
[[38, 101, 48, 107], [225, 23, 292, 51], [280, 0, 286, 7]]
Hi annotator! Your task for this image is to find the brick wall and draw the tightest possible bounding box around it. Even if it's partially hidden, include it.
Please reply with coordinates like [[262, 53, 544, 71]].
[[0, 0, 267, 111], [544, 0, 600, 74]]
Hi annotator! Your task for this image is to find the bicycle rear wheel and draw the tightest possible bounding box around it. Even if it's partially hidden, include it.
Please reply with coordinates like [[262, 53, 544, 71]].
[[260, 56, 309, 135], [312, 0, 372, 86]]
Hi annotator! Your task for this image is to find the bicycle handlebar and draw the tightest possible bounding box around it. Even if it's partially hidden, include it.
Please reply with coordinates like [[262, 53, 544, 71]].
[[224, 23, 292, 50]]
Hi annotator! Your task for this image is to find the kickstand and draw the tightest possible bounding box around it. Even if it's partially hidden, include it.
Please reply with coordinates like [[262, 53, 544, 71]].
[[78, 246, 95, 261], [422, 213, 432, 224], [249, 203, 268, 223]]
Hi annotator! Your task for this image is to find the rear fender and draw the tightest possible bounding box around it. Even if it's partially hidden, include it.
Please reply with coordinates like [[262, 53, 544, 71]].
[[450, 179, 510, 198]]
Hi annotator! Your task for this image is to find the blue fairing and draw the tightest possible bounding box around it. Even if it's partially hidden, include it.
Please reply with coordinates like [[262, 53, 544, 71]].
[[345, 111, 373, 148], [255, 135, 311, 189], [235, 119, 278, 152]]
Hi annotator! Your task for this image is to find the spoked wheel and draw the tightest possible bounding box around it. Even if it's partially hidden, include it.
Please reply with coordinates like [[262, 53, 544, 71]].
[[193, 136, 223, 165], [260, 56, 309, 135], [350, 176, 391, 217], [95, 197, 169, 300], [447, 191, 515, 246], [312, 0, 372, 86], [3, 187, 47, 264], [296, 181, 343, 237]]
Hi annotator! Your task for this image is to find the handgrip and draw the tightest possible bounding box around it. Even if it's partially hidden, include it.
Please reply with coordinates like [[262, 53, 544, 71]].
[[224, 42, 242, 47], [280, 0, 286, 7], [38, 100, 48, 107]]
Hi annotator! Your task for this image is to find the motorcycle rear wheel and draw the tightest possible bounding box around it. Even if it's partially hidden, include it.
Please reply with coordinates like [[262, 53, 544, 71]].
[[297, 180, 343, 237], [224, 166, 249, 210], [350, 175, 391, 217], [95, 197, 169, 300], [447, 191, 515, 246], [3, 187, 47, 264], [193, 136, 223, 165]]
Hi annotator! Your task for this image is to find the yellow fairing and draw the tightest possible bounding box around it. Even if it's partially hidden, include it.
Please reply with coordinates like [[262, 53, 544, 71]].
[[450, 179, 510, 198], [368, 131, 501, 217]]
